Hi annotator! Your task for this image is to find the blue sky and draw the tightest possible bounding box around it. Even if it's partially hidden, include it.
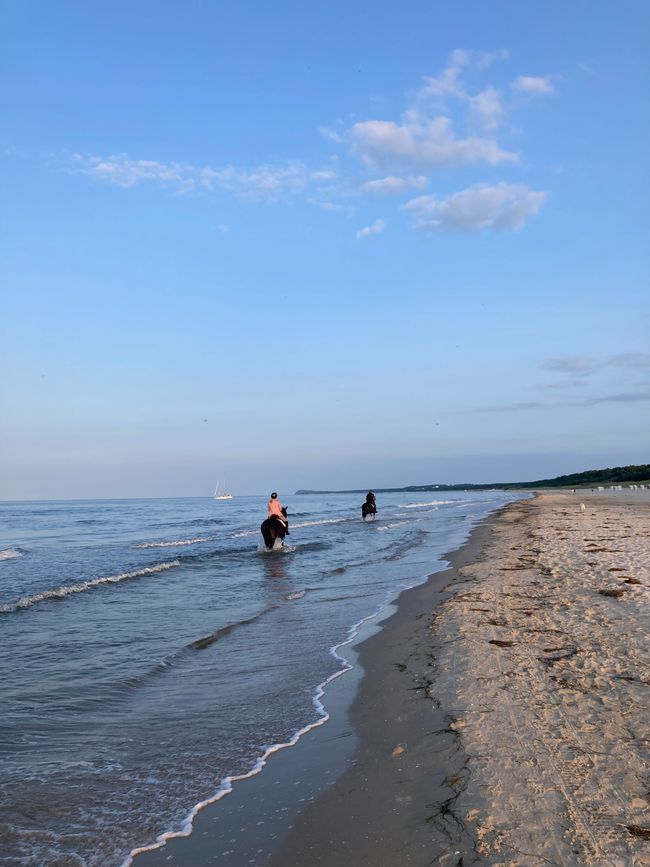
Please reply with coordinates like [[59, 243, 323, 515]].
[[1, 0, 648, 498]]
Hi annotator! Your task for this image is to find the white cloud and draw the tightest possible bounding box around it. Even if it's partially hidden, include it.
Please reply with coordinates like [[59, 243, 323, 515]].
[[201, 161, 311, 200], [72, 154, 190, 189], [319, 126, 345, 143], [71, 153, 328, 202], [68, 52, 556, 235], [417, 50, 469, 102], [418, 49, 508, 104], [468, 86, 505, 133], [313, 200, 355, 217], [345, 50, 520, 170], [511, 75, 555, 95], [402, 183, 546, 233], [356, 218, 386, 240], [310, 169, 338, 181], [361, 175, 428, 195], [350, 117, 517, 169]]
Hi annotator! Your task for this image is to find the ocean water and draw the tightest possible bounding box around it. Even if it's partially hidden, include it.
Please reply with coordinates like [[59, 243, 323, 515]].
[[0, 491, 523, 866]]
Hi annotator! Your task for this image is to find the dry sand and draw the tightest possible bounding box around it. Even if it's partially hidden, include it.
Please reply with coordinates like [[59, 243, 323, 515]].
[[432, 491, 649, 866], [274, 491, 649, 867]]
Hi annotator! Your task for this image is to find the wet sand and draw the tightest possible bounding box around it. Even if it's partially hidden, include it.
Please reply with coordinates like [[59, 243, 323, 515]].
[[134, 491, 649, 866], [273, 490, 650, 866]]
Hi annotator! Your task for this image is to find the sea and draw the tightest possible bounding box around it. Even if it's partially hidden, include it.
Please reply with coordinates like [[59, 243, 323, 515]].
[[0, 490, 523, 866]]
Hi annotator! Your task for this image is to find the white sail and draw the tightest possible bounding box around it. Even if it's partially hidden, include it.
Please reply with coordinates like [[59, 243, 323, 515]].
[[213, 479, 233, 500]]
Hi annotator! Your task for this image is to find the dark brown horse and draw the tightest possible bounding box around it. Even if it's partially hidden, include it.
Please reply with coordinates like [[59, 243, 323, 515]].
[[260, 507, 289, 550], [361, 492, 376, 520]]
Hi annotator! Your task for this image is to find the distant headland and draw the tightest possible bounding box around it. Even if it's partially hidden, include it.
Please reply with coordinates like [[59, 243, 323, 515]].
[[295, 463, 650, 495]]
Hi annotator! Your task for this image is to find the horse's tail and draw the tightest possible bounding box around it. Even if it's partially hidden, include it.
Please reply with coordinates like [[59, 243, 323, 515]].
[[261, 520, 274, 550]]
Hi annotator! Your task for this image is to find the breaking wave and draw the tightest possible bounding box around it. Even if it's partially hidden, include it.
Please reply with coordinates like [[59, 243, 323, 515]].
[[0, 547, 25, 561], [234, 517, 350, 539], [400, 500, 455, 509], [0, 560, 181, 614], [291, 517, 351, 529], [133, 538, 209, 549]]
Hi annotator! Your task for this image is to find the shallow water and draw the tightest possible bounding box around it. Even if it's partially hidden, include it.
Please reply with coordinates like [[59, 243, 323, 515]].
[[0, 491, 523, 865]]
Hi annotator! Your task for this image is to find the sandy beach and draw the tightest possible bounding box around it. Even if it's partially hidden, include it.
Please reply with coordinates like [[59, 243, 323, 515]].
[[272, 491, 650, 866], [432, 490, 650, 866], [130, 490, 649, 866]]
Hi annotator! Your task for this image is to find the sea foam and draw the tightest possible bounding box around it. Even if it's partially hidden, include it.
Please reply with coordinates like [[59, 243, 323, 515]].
[[133, 538, 209, 549], [234, 516, 350, 540], [400, 500, 455, 509], [0, 547, 25, 561], [0, 560, 181, 614]]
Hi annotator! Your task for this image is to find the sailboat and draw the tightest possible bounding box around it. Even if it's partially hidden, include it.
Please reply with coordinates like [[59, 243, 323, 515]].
[[213, 480, 233, 500]]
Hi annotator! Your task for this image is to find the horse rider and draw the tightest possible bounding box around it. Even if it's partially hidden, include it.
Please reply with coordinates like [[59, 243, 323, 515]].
[[267, 492, 289, 534], [366, 491, 376, 509]]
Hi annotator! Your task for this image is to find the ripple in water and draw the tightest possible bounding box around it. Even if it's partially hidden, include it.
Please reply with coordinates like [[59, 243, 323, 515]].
[[0, 490, 525, 865]]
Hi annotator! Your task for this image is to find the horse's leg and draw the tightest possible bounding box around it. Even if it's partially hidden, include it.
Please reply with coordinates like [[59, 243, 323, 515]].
[[261, 521, 274, 550]]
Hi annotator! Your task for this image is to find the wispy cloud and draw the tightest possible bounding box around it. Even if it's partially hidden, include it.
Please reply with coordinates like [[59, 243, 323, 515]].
[[319, 126, 345, 144], [479, 401, 545, 413], [402, 183, 546, 233], [542, 355, 597, 378], [360, 175, 428, 195], [417, 49, 508, 104], [479, 390, 650, 413], [583, 389, 650, 405], [72, 154, 195, 190], [356, 218, 386, 240], [542, 353, 650, 382], [312, 200, 355, 217], [480, 353, 650, 413], [71, 153, 334, 202], [511, 75, 556, 95]]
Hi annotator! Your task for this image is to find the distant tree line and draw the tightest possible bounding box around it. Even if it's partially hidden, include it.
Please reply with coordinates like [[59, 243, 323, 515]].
[[506, 464, 650, 489], [295, 464, 650, 495]]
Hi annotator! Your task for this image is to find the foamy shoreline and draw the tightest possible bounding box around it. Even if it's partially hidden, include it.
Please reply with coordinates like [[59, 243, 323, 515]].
[[127, 559, 448, 866], [270, 490, 649, 866]]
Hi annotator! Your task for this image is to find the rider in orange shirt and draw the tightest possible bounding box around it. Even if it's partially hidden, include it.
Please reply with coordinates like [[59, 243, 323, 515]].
[[267, 492, 289, 533]]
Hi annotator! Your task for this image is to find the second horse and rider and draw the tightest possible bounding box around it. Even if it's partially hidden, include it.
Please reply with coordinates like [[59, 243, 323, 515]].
[[260, 491, 377, 550]]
